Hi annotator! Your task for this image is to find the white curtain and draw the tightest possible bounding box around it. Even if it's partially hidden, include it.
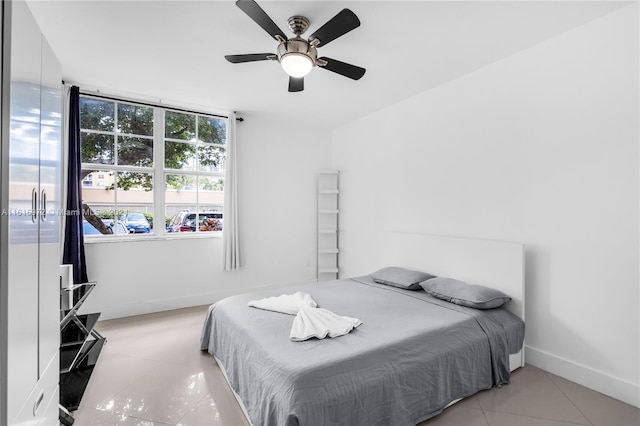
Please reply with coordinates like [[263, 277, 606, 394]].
[[222, 112, 240, 270]]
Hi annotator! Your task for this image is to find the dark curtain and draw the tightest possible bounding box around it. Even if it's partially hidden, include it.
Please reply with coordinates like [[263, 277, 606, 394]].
[[63, 86, 88, 303]]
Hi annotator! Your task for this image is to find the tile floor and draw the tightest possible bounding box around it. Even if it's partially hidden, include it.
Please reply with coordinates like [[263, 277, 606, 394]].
[[70, 305, 640, 426]]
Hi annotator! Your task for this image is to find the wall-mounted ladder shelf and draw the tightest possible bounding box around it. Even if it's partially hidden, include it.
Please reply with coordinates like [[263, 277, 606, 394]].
[[318, 170, 339, 281]]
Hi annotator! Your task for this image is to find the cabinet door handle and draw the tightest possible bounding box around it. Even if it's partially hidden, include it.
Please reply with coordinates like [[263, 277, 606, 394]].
[[31, 188, 38, 223], [40, 189, 47, 221]]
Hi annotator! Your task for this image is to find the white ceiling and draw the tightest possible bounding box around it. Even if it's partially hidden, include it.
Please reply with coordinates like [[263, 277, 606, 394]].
[[26, 0, 629, 128]]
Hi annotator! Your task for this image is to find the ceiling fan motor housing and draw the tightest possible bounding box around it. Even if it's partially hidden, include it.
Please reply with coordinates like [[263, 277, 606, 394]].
[[277, 37, 318, 65]]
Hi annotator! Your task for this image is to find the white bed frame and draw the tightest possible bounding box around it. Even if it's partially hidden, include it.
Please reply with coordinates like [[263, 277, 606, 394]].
[[217, 232, 526, 425], [375, 231, 525, 371]]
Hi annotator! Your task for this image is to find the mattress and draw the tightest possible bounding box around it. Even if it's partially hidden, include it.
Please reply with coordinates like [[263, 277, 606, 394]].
[[200, 276, 525, 426]]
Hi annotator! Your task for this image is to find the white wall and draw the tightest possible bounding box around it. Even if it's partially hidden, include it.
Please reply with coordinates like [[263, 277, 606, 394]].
[[332, 5, 639, 407], [81, 114, 331, 319]]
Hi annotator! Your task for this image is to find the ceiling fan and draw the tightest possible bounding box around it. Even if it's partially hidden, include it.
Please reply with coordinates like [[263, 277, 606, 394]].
[[225, 0, 366, 93]]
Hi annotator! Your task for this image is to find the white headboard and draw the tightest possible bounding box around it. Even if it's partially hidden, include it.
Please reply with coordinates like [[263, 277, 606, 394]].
[[376, 232, 525, 322]]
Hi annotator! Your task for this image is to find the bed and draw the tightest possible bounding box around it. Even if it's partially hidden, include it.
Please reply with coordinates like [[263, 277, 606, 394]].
[[200, 232, 525, 426]]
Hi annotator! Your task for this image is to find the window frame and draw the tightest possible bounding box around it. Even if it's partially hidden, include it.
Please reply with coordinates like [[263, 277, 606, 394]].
[[79, 94, 227, 241]]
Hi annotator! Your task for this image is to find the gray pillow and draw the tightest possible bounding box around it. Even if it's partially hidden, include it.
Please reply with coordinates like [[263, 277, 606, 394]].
[[420, 277, 511, 309], [370, 266, 435, 290]]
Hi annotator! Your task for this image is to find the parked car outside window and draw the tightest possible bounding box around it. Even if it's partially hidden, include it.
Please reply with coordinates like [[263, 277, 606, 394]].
[[83, 220, 131, 236], [102, 219, 133, 235], [166, 211, 223, 233], [119, 212, 151, 233]]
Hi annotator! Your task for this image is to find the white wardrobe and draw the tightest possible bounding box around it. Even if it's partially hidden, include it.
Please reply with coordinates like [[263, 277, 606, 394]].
[[0, 1, 63, 425]]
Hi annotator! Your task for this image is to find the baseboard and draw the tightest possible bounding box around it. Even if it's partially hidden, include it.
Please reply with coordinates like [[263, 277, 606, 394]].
[[525, 345, 639, 408], [83, 280, 317, 321], [85, 290, 244, 320]]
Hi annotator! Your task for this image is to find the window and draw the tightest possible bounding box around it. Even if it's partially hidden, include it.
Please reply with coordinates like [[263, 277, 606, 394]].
[[79, 95, 227, 237], [164, 111, 226, 233]]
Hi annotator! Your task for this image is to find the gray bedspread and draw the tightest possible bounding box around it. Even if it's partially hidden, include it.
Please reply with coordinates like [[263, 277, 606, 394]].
[[200, 277, 524, 426]]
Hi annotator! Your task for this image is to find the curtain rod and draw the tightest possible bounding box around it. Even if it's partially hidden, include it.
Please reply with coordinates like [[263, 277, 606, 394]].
[[69, 85, 244, 122]]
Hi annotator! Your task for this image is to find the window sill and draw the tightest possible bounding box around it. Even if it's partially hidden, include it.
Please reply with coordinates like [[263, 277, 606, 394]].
[[84, 232, 223, 244]]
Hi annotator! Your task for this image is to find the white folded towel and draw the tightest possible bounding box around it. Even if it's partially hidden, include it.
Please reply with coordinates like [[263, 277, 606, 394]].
[[247, 292, 362, 341], [290, 305, 362, 341], [247, 291, 317, 315]]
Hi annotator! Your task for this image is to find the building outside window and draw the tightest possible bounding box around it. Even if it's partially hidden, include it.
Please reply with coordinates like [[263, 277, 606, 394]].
[[79, 95, 227, 237]]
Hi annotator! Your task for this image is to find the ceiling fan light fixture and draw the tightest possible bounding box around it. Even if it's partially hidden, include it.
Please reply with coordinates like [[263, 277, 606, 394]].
[[280, 52, 313, 77]]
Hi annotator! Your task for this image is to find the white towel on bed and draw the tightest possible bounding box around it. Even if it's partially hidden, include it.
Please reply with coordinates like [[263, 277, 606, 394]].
[[290, 305, 362, 341], [247, 291, 317, 315], [248, 292, 362, 341]]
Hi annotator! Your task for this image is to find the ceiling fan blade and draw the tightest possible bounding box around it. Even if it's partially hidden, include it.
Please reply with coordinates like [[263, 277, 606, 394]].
[[309, 9, 360, 47], [225, 53, 275, 63], [236, 0, 287, 41], [318, 57, 366, 80], [288, 77, 304, 92]]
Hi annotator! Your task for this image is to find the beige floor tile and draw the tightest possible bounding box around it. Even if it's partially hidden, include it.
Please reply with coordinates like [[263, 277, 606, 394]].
[[484, 410, 593, 426], [95, 307, 208, 340], [98, 314, 208, 361], [475, 368, 591, 425], [546, 372, 640, 426], [178, 361, 249, 426], [98, 333, 175, 363], [71, 407, 171, 425], [176, 393, 250, 426], [521, 363, 546, 374], [97, 314, 204, 342], [79, 353, 165, 408], [100, 327, 215, 370], [419, 405, 488, 426], [96, 363, 225, 424], [458, 394, 483, 409]]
